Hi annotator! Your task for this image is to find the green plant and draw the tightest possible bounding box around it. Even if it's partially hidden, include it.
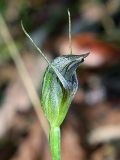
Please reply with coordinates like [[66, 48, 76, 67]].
[[22, 10, 89, 160]]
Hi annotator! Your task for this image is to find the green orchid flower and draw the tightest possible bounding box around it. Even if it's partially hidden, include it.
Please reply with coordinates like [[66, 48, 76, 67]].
[[41, 54, 88, 160], [21, 10, 89, 160]]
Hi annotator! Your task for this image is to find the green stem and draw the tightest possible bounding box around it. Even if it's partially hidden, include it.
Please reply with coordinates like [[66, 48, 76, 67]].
[[50, 126, 61, 160]]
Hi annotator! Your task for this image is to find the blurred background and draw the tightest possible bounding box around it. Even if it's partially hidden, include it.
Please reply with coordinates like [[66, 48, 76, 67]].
[[0, 0, 120, 160]]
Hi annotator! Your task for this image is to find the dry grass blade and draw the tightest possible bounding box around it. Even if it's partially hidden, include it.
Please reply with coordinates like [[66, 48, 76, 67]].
[[0, 13, 49, 139]]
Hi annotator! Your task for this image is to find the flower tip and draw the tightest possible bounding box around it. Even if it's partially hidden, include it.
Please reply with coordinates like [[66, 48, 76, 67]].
[[83, 52, 90, 59]]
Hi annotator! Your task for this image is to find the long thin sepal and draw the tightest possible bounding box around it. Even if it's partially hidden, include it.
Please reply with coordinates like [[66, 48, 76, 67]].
[[67, 9, 72, 55]]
